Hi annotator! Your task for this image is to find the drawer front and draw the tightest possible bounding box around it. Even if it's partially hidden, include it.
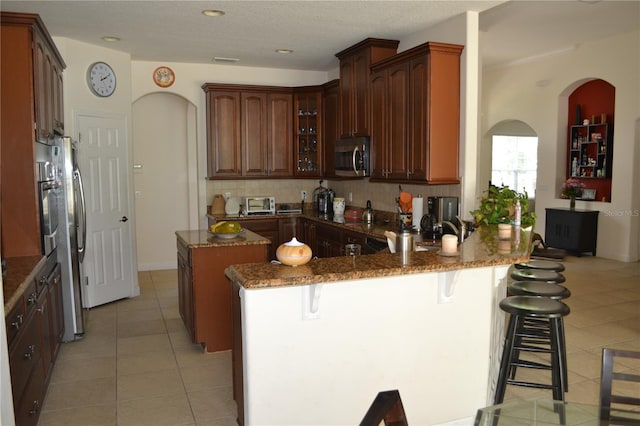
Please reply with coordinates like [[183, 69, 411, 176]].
[[9, 312, 41, 400], [238, 218, 278, 233]]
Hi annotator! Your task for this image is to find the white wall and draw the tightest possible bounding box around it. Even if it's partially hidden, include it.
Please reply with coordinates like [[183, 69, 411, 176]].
[[0, 281, 15, 425], [481, 30, 640, 261], [240, 265, 508, 425]]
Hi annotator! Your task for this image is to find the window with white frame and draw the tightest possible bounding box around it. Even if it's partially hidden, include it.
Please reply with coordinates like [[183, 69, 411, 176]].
[[491, 135, 538, 198]]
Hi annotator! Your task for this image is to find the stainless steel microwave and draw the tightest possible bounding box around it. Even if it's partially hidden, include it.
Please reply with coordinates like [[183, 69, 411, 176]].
[[334, 136, 370, 177]]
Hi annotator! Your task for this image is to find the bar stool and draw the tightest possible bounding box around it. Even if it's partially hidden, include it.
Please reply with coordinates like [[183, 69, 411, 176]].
[[507, 281, 571, 391], [510, 268, 566, 284], [515, 259, 565, 272], [494, 296, 570, 404]]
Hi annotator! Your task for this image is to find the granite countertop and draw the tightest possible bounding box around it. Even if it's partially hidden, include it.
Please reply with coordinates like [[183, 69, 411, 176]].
[[3, 255, 46, 312], [225, 225, 532, 289], [207, 210, 394, 242], [176, 229, 272, 248]]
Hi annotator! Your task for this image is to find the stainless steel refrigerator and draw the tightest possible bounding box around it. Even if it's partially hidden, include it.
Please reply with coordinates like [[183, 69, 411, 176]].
[[54, 136, 86, 341]]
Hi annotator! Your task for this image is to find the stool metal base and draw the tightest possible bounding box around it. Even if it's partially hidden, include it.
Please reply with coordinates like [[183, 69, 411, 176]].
[[494, 296, 569, 405]]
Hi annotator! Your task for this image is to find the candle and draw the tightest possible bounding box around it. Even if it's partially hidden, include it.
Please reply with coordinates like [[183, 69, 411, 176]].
[[441, 234, 458, 254], [498, 223, 512, 240], [498, 240, 511, 254]]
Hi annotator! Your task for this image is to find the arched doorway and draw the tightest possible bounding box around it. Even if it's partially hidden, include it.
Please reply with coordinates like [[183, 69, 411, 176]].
[[481, 120, 539, 210], [132, 93, 196, 270]]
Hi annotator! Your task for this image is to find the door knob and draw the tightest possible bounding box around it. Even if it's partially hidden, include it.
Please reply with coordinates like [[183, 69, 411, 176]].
[[120, 216, 128, 222]]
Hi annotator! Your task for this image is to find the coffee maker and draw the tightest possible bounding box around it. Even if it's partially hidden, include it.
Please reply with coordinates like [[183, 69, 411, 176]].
[[421, 196, 458, 238], [316, 188, 335, 215], [428, 196, 458, 223]]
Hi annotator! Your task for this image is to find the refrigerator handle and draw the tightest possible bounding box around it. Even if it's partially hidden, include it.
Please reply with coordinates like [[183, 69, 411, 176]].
[[75, 168, 87, 263]]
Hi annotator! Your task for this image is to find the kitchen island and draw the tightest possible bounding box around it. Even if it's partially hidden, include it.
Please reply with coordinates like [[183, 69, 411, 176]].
[[225, 225, 532, 426], [175, 229, 270, 352]]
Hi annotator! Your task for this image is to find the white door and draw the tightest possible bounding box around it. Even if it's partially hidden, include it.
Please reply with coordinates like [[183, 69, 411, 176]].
[[76, 112, 139, 308]]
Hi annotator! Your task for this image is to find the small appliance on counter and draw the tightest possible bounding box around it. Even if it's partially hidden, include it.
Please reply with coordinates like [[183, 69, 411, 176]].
[[242, 196, 275, 215], [420, 196, 459, 240], [225, 197, 241, 215], [316, 188, 335, 215]]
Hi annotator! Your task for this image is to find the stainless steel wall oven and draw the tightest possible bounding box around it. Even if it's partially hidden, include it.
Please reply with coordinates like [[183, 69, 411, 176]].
[[35, 142, 60, 257]]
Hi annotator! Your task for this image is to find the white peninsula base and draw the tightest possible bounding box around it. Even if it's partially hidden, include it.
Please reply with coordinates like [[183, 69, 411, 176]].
[[235, 265, 510, 425]]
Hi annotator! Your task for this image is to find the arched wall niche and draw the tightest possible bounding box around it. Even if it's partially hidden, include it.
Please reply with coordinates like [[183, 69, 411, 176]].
[[566, 79, 615, 202]]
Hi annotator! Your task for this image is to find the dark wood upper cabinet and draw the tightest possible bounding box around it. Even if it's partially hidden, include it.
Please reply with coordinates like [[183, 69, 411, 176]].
[[336, 38, 399, 138], [266, 92, 293, 177], [370, 42, 463, 184], [321, 80, 339, 178], [1, 12, 65, 258], [241, 92, 268, 176], [205, 90, 242, 177], [203, 84, 293, 179], [294, 87, 323, 178]]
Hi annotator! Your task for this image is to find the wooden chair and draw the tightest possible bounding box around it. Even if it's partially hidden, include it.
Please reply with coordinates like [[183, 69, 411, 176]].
[[599, 348, 640, 424], [360, 390, 408, 426]]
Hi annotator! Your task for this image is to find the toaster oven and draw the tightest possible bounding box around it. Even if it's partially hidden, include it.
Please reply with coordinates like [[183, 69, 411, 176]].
[[243, 196, 275, 215]]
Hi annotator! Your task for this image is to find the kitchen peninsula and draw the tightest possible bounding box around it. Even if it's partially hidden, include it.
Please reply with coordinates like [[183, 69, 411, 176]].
[[225, 225, 532, 426]]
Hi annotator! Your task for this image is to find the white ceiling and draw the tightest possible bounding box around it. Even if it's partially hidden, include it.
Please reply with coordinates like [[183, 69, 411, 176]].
[[1, 1, 638, 70]]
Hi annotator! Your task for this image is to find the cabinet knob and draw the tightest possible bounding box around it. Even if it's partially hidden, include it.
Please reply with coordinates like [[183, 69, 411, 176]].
[[11, 314, 24, 330], [23, 344, 36, 360], [27, 293, 37, 305], [28, 400, 40, 416]]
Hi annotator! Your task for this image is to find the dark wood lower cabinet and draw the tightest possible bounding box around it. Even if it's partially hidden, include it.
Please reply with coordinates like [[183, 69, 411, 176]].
[[545, 208, 599, 256], [177, 237, 267, 352], [236, 219, 279, 261], [7, 258, 62, 426]]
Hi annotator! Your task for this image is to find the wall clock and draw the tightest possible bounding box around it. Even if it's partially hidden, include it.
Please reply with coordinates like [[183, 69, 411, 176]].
[[153, 66, 175, 88], [87, 61, 116, 97]]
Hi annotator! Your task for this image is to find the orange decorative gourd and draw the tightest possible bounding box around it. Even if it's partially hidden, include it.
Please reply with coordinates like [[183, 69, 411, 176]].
[[276, 237, 312, 267]]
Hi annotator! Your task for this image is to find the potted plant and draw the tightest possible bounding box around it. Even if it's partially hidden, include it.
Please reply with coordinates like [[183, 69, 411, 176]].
[[470, 184, 536, 228]]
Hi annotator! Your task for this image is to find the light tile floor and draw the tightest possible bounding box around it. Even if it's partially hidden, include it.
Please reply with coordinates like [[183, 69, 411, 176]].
[[36, 257, 639, 425], [38, 269, 237, 426]]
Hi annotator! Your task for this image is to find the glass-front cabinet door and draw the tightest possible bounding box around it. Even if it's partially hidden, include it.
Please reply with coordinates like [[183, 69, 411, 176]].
[[294, 90, 322, 177]]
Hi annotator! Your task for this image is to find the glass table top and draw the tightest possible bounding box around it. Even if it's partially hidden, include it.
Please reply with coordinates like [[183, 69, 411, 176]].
[[475, 398, 640, 425]]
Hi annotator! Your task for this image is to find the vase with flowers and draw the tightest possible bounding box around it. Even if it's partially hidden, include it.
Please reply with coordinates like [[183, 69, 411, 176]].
[[561, 178, 585, 210]]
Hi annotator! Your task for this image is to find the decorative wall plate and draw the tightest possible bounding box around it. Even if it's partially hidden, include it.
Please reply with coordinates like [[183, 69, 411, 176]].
[[153, 66, 175, 88]]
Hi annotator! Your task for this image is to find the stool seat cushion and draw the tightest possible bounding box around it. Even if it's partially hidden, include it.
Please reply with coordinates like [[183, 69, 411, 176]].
[[509, 281, 571, 299], [515, 260, 565, 272], [511, 269, 566, 283], [499, 296, 570, 318]]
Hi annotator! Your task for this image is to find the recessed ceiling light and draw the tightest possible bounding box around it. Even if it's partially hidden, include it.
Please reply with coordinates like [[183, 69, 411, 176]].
[[202, 9, 225, 17], [213, 57, 240, 63], [102, 36, 120, 42], [276, 49, 294, 54]]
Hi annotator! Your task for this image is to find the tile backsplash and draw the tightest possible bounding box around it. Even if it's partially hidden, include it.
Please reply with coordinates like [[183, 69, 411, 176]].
[[206, 179, 461, 214]]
